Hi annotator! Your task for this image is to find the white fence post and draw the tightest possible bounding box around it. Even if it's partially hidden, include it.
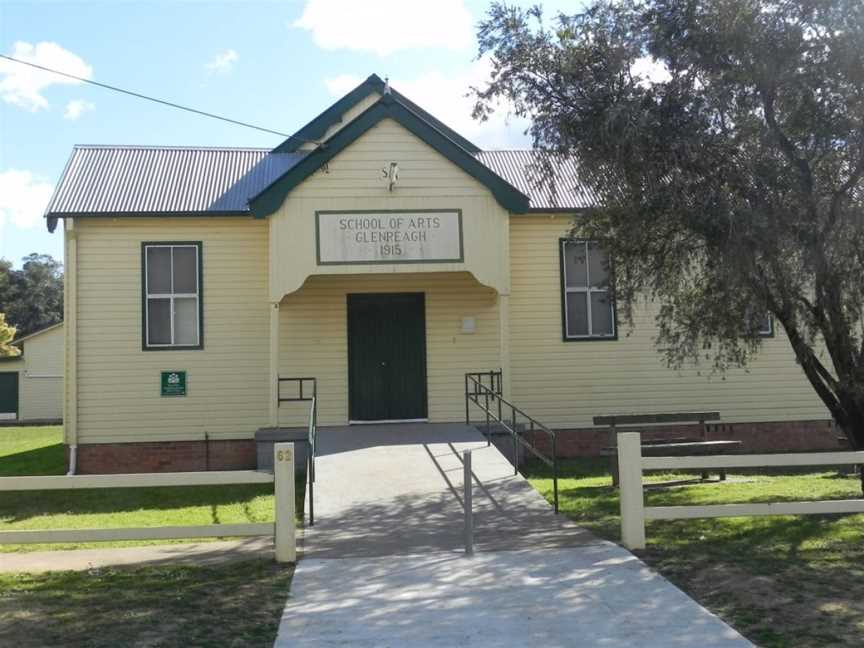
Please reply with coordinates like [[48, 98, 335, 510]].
[[618, 432, 646, 550], [274, 442, 297, 563]]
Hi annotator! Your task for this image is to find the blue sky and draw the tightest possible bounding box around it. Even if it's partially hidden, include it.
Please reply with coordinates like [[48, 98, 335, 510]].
[[0, 0, 581, 268]]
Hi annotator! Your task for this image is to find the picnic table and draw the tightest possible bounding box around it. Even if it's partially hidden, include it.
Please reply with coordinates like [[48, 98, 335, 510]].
[[593, 412, 742, 487]]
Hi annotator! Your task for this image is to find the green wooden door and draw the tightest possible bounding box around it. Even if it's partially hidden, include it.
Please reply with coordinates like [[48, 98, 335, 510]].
[[348, 293, 428, 421], [0, 372, 19, 419]]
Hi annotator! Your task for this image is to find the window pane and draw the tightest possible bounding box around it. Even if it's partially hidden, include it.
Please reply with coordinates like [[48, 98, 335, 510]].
[[174, 298, 198, 345], [563, 242, 588, 288], [587, 242, 610, 288], [146, 247, 171, 294], [566, 292, 589, 337], [591, 292, 614, 336], [147, 298, 171, 345], [173, 247, 198, 294]]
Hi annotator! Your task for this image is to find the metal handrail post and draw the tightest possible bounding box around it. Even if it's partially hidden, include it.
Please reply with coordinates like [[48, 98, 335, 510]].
[[512, 404, 518, 475], [464, 374, 470, 425], [308, 452, 315, 527], [552, 432, 559, 514], [464, 449, 473, 556]]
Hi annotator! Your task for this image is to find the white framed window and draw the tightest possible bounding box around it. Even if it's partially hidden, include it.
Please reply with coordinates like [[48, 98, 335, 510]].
[[560, 239, 616, 340], [143, 242, 202, 350]]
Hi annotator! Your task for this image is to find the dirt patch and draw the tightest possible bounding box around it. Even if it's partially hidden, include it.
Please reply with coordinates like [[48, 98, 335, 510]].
[[642, 548, 864, 648]]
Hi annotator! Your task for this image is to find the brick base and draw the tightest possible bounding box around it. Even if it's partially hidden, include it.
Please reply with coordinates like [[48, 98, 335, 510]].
[[67, 419, 840, 472], [529, 419, 839, 458], [69, 440, 256, 474]]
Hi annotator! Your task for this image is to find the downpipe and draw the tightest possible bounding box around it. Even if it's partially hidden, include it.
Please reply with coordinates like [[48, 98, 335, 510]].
[[66, 444, 77, 475]]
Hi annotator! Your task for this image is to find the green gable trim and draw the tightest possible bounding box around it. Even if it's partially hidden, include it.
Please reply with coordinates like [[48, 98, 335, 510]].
[[250, 96, 530, 217], [273, 74, 482, 155]]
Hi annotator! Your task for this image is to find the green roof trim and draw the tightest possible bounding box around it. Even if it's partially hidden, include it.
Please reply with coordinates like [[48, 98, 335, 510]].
[[250, 95, 530, 217], [273, 74, 482, 155]]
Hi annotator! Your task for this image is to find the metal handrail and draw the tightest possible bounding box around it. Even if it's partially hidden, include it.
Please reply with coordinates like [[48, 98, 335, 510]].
[[464, 371, 559, 514], [277, 377, 318, 527]]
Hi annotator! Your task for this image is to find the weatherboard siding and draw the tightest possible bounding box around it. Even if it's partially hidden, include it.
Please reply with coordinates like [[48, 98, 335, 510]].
[[277, 272, 499, 427], [73, 218, 270, 444], [18, 325, 64, 421], [508, 214, 830, 427]]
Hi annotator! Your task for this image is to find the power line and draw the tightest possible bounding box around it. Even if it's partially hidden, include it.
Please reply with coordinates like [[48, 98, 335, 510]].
[[0, 54, 314, 142]]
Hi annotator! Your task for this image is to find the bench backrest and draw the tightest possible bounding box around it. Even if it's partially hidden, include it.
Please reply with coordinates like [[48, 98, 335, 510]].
[[593, 412, 720, 427]]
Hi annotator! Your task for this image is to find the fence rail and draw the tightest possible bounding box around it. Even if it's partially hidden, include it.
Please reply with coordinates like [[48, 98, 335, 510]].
[[1, 470, 274, 491], [617, 432, 864, 550], [0, 443, 297, 562]]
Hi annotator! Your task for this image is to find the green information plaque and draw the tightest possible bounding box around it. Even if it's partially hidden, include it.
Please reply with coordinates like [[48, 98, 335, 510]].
[[160, 371, 187, 397]]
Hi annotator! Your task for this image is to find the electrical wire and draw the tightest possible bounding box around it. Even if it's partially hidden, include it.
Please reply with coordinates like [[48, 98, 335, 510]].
[[0, 54, 314, 142]]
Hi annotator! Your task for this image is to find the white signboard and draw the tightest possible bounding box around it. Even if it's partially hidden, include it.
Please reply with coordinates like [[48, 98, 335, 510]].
[[316, 210, 463, 265]]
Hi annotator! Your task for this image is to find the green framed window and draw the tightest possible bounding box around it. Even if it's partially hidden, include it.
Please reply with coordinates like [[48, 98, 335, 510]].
[[142, 242, 203, 350], [560, 239, 616, 341]]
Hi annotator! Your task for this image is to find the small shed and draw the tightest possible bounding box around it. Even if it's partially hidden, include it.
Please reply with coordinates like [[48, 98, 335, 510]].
[[0, 323, 64, 423]]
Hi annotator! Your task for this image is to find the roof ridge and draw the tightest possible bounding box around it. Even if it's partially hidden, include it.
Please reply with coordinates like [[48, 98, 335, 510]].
[[72, 144, 273, 152]]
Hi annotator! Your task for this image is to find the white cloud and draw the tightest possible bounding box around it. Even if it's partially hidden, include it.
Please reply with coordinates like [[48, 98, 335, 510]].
[[293, 0, 474, 56], [63, 98, 94, 120], [0, 170, 54, 232], [0, 41, 92, 111], [324, 59, 532, 149], [631, 56, 672, 87], [205, 49, 238, 74]]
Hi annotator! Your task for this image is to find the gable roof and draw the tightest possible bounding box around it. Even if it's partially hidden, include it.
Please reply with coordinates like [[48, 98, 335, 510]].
[[273, 74, 481, 155], [43, 75, 601, 230], [250, 94, 530, 216], [12, 322, 63, 346]]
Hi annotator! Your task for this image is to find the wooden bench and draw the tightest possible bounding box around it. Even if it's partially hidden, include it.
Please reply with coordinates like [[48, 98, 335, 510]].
[[593, 412, 741, 486]]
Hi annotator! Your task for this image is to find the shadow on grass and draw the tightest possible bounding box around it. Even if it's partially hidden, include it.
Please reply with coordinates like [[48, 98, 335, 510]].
[[0, 559, 294, 648], [0, 483, 277, 524], [0, 444, 66, 477]]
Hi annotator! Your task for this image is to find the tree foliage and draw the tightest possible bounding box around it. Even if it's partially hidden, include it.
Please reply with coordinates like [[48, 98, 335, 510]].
[[0, 313, 19, 358], [0, 254, 63, 339], [474, 1, 864, 446]]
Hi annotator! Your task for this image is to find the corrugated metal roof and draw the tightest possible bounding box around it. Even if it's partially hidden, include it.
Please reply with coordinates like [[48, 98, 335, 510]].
[[46, 146, 598, 217], [46, 145, 306, 215], [475, 150, 601, 210]]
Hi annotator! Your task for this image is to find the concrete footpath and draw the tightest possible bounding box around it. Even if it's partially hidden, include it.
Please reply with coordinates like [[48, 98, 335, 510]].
[[276, 424, 751, 647]]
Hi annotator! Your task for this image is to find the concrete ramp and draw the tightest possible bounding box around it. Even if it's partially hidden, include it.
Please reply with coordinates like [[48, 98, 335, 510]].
[[278, 423, 752, 647], [302, 423, 599, 558]]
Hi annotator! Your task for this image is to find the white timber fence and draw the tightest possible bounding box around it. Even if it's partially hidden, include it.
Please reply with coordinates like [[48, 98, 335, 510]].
[[0, 442, 298, 563], [617, 432, 864, 550]]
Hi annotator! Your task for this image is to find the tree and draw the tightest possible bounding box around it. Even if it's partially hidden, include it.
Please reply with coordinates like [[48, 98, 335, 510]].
[[0, 313, 19, 358], [474, 1, 864, 446], [0, 254, 64, 338]]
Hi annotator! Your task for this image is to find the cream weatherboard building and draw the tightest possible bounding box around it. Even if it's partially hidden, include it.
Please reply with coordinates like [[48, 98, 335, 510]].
[[45, 75, 833, 473], [0, 323, 64, 424]]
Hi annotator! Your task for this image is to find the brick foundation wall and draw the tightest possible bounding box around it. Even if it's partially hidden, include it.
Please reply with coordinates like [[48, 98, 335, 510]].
[[70, 440, 256, 474], [529, 420, 839, 458]]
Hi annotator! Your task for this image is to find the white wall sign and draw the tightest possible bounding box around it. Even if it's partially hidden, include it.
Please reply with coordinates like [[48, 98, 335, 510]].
[[316, 210, 463, 265]]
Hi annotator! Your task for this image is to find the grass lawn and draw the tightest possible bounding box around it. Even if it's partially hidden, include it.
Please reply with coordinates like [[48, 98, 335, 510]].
[[0, 559, 293, 647], [0, 426, 304, 552], [527, 458, 864, 648]]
